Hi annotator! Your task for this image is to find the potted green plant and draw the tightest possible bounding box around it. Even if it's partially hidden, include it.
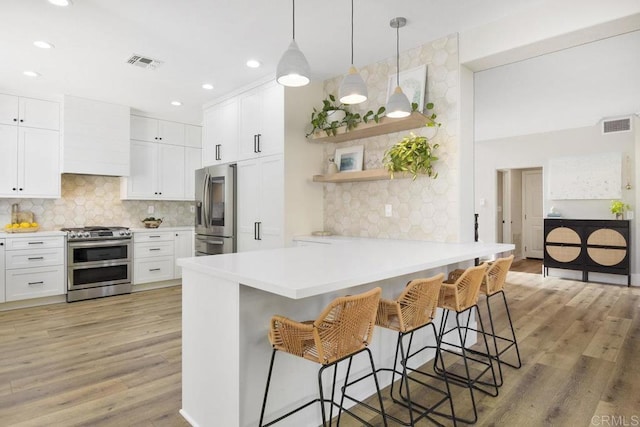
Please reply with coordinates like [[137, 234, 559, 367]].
[[383, 103, 441, 180], [610, 200, 630, 219], [307, 94, 360, 137]]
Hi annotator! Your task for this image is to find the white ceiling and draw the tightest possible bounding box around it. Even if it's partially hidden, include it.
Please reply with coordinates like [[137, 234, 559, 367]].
[[1, 0, 547, 125]]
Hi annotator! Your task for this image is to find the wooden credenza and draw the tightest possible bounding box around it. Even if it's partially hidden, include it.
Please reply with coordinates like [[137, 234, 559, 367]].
[[544, 219, 630, 286]]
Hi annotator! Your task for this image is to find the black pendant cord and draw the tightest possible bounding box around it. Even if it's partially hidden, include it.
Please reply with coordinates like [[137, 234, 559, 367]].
[[292, 0, 296, 40], [350, 0, 354, 65]]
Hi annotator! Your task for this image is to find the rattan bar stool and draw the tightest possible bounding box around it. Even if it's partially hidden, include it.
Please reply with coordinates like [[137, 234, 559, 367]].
[[259, 287, 388, 427], [447, 255, 521, 387], [342, 274, 457, 426], [433, 263, 499, 424]]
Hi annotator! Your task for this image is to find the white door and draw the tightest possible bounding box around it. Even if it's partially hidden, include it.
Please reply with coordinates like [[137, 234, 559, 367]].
[[19, 97, 60, 131], [130, 116, 158, 142], [501, 170, 511, 243], [523, 169, 543, 259], [158, 144, 185, 200], [127, 140, 157, 198], [236, 159, 261, 252], [258, 155, 284, 250], [19, 127, 60, 198], [0, 124, 18, 196], [258, 83, 285, 156], [0, 94, 19, 126], [158, 120, 185, 145], [238, 89, 262, 160]]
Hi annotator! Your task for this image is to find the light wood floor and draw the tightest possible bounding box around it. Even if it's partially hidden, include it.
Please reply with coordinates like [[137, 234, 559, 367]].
[[0, 274, 638, 426]]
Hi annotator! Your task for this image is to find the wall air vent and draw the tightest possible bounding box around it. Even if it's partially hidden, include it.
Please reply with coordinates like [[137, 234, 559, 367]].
[[126, 54, 164, 70], [602, 117, 632, 134]]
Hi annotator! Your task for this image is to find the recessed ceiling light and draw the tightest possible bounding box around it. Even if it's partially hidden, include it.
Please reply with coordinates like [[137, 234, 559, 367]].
[[23, 71, 41, 77], [202, 83, 214, 90], [48, 0, 72, 6], [171, 101, 182, 106], [33, 40, 55, 49], [246, 60, 261, 68]]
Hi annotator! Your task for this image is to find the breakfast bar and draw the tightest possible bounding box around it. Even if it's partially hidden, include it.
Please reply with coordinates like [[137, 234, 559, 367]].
[[177, 238, 514, 427]]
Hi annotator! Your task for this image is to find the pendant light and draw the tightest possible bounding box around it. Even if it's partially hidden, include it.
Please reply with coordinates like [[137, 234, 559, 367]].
[[386, 17, 411, 118], [276, 0, 311, 87], [338, 0, 367, 104]]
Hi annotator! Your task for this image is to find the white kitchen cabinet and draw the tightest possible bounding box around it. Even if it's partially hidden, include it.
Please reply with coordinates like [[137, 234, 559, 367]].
[[185, 124, 202, 148], [121, 141, 185, 200], [238, 81, 284, 160], [173, 230, 194, 279], [62, 95, 130, 176], [0, 124, 60, 198], [237, 154, 284, 252], [184, 146, 201, 200], [134, 231, 174, 284], [4, 235, 64, 302], [0, 94, 60, 130], [131, 115, 185, 146], [202, 98, 238, 166]]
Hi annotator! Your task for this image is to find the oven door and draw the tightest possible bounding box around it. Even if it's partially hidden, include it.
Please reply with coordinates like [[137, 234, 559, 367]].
[[68, 239, 131, 265], [68, 262, 131, 290]]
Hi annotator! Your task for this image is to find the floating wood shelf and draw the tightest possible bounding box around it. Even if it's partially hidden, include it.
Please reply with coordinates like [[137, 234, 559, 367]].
[[312, 169, 411, 183], [308, 112, 428, 144]]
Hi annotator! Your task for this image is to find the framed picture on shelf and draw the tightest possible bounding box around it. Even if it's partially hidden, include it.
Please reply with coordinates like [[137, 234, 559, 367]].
[[387, 64, 427, 112], [335, 145, 364, 172]]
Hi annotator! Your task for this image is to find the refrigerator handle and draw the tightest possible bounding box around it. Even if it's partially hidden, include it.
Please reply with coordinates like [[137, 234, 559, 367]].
[[202, 172, 210, 227]]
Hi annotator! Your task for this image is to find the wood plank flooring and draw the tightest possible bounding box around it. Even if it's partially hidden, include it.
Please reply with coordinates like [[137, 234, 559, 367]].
[[0, 273, 638, 426]]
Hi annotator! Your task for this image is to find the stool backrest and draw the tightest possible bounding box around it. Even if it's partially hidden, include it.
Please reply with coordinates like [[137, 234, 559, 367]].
[[484, 254, 514, 294], [395, 273, 444, 332], [451, 263, 487, 310], [313, 287, 381, 364]]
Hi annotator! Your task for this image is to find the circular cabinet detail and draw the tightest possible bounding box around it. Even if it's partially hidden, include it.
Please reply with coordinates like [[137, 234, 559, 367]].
[[587, 248, 626, 267], [546, 227, 581, 244], [587, 228, 626, 247], [546, 245, 581, 263]]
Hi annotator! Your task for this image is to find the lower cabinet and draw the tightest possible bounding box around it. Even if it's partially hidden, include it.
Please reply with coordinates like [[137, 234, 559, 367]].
[[0, 239, 5, 303], [236, 155, 284, 252], [4, 235, 65, 301], [133, 228, 194, 284]]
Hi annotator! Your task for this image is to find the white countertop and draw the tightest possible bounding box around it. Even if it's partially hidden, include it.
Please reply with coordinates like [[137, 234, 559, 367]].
[[131, 226, 194, 232], [0, 230, 66, 238], [178, 238, 515, 299]]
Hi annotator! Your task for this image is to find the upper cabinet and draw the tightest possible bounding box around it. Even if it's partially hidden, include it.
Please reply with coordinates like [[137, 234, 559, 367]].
[[0, 94, 60, 198], [238, 82, 284, 159], [202, 98, 238, 166], [62, 95, 130, 176], [0, 94, 60, 131], [122, 115, 201, 201], [131, 115, 185, 146]]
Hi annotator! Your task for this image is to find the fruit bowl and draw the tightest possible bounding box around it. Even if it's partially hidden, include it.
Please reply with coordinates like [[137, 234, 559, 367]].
[[142, 218, 163, 228], [4, 224, 40, 233]]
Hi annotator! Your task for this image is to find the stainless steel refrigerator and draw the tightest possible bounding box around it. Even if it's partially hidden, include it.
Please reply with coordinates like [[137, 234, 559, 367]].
[[194, 164, 236, 255]]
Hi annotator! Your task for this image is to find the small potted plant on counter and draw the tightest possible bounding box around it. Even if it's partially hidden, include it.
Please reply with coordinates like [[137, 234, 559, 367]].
[[610, 200, 630, 220]]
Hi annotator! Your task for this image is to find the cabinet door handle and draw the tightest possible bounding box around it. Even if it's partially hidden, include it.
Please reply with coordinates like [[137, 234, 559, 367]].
[[28, 241, 44, 245], [256, 134, 261, 153], [256, 222, 262, 240], [13, 118, 17, 122], [254, 222, 258, 240], [149, 248, 161, 251], [19, 119, 24, 123], [149, 235, 161, 238], [149, 268, 161, 272], [28, 256, 45, 260], [215, 144, 221, 160], [28, 281, 44, 285], [253, 135, 258, 153]]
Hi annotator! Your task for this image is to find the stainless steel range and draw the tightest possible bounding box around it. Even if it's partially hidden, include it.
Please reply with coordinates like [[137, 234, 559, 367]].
[[62, 226, 132, 302]]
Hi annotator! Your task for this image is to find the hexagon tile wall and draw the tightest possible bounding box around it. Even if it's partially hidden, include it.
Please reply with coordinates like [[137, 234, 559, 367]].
[[0, 174, 194, 230]]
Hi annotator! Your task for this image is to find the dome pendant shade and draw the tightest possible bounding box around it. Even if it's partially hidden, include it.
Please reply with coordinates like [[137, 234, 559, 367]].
[[386, 86, 411, 118], [339, 65, 368, 104], [276, 40, 311, 87]]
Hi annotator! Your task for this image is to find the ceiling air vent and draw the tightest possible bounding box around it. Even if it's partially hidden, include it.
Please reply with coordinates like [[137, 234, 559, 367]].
[[602, 117, 632, 134], [126, 54, 163, 70]]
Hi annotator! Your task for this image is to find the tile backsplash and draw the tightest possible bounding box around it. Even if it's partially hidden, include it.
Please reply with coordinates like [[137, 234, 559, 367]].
[[0, 174, 194, 230], [321, 33, 460, 242]]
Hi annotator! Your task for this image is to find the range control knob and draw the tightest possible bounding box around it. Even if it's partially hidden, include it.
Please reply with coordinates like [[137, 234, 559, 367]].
[[119, 230, 125, 236], [83, 231, 90, 238], [69, 232, 76, 239], [125, 230, 131, 236]]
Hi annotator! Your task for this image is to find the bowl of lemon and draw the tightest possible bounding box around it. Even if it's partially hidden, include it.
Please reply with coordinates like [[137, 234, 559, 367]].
[[4, 222, 39, 233]]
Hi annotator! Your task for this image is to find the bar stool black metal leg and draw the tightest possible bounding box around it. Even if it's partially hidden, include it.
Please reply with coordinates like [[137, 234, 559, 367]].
[[484, 294, 504, 387], [500, 291, 522, 369], [259, 349, 277, 427]]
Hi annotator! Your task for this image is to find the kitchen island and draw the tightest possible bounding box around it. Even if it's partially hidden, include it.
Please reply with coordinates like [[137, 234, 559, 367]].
[[177, 238, 514, 427]]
